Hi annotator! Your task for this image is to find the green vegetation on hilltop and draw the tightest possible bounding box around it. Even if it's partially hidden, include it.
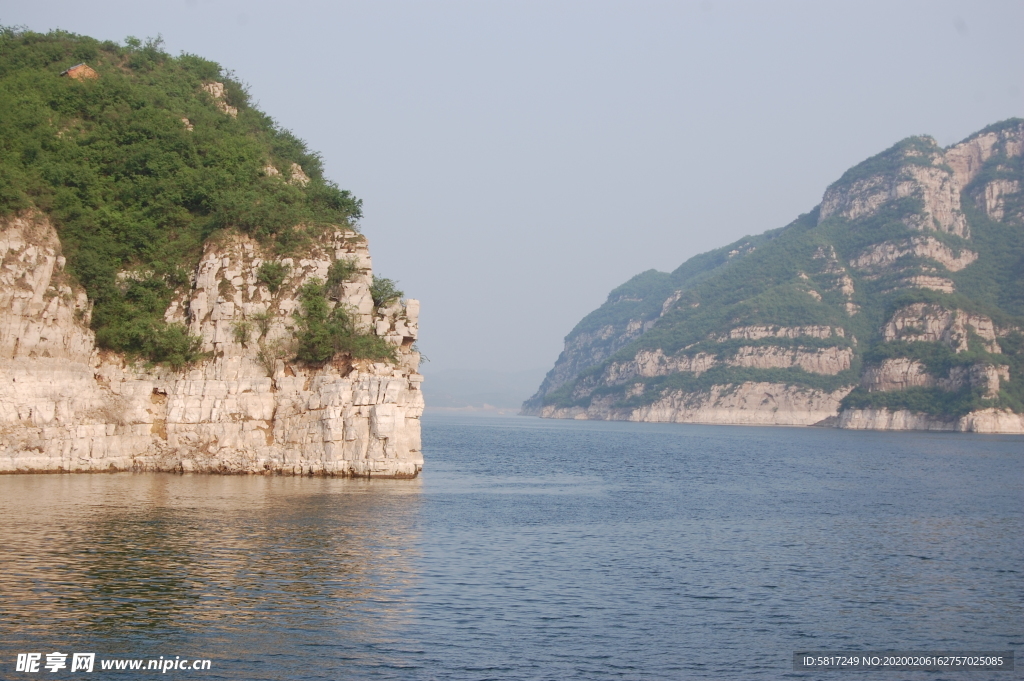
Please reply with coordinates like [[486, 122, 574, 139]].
[[828, 136, 944, 190], [0, 27, 362, 365]]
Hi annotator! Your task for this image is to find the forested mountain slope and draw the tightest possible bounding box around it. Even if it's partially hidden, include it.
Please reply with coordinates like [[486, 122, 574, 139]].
[[524, 120, 1024, 432]]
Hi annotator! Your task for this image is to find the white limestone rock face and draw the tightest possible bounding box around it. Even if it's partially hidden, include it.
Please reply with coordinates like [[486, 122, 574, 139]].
[[838, 408, 1024, 434], [599, 345, 852, 384], [861, 359, 934, 393], [540, 382, 853, 426], [725, 346, 853, 375], [715, 325, 843, 341], [894, 276, 956, 293], [0, 215, 423, 477], [849, 237, 978, 272], [975, 179, 1019, 222], [882, 303, 1001, 353], [601, 349, 718, 383], [862, 358, 1009, 398]]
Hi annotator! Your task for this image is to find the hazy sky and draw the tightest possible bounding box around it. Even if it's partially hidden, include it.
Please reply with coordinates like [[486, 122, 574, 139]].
[[5, 1, 1023, 380]]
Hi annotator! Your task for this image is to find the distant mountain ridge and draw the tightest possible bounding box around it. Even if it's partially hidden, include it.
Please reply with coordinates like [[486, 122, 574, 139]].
[[524, 120, 1024, 432]]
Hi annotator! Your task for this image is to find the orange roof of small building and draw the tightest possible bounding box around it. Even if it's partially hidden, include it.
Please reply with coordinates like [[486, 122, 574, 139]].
[[60, 64, 99, 80]]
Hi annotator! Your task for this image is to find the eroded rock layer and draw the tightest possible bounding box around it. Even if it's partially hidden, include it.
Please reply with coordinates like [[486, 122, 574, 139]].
[[540, 382, 849, 426], [1, 215, 424, 475]]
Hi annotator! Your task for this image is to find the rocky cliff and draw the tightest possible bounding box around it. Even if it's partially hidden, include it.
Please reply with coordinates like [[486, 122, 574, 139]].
[[525, 120, 1024, 433], [0, 30, 425, 475], [1, 214, 423, 475]]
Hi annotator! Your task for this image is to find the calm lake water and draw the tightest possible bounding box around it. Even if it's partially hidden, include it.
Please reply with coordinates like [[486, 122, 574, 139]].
[[1, 414, 1021, 680]]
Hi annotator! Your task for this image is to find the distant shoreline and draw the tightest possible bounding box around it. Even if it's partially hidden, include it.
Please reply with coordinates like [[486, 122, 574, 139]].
[[424, 406, 526, 417]]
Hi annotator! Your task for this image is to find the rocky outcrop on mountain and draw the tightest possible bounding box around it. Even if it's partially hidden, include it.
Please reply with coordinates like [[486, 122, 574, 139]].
[[976, 179, 1019, 221], [862, 358, 1008, 398], [201, 81, 238, 118], [602, 349, 718, 383], [818, 121, 1024, 239], [860, 358, 932, 392], [892, 276, 956, 293], [715, 325, 843, 341], [946, 126, 1024, 184], [881, 303, 1000, 353], [0, 214, 424, 475], [820, 156, 969, 237], [849, 237, 977, 272], [526, 119, 1024, 433], [726, 345, 853, 375]]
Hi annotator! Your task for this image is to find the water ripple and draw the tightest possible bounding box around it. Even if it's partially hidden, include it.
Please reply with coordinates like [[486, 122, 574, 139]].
[[0, 415, 1021, 679]]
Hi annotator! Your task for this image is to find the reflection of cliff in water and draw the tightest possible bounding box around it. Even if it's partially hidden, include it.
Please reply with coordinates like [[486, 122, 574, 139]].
[[0, 474, 422, 668]]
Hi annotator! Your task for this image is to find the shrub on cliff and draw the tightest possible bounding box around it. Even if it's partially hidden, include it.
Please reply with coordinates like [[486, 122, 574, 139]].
[[370, 275, 403, 308], [257, 262, 289, 294], [294, 280, 394, 364], [327, 258, 360, 291], [0, 27, 363, 365]]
